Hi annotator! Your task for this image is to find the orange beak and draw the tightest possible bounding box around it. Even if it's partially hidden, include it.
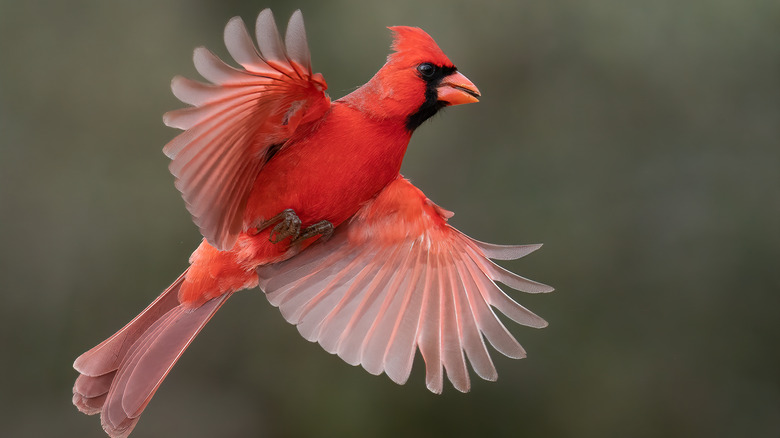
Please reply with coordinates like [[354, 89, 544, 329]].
[[437, 71, 481, 106]]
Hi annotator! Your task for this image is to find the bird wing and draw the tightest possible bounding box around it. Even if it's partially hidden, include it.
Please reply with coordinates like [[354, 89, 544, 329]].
[[163, 9, 330, 250], [256, 176, 553, 393]]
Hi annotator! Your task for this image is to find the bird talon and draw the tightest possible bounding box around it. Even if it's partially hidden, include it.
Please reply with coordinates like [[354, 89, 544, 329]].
[[269, 210, 301, 243], [291, 220, 334, 245], [251, 209, 302, 243]]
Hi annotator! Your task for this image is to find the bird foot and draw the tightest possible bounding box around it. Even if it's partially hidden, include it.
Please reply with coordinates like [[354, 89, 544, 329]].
[[251, 209, 302, 243], [251, 210, 333, 245], [292, 220, 334, 245]]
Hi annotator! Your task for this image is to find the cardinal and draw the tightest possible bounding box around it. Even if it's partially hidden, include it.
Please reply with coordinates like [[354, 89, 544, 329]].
[[72, 9, 553, 437]]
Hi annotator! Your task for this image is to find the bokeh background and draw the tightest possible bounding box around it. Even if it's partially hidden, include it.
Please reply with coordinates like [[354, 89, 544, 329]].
[[1, 0, 778, 437]]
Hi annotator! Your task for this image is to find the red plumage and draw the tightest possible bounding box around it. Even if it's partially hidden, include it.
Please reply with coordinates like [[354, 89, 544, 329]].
[[73, 9, 552, 437]]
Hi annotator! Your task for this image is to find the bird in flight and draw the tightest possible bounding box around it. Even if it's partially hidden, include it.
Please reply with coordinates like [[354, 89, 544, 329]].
[[72, 9, 553, 438]]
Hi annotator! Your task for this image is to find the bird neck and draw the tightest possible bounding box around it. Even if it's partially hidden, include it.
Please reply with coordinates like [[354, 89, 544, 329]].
[[338, 73, 425, 132]]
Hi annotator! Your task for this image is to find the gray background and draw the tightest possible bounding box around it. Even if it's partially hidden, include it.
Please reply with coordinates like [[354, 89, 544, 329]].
[[1, 0, 778, 436]]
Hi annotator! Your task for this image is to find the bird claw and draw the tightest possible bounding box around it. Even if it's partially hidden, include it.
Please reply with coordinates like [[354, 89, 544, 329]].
[[292, 220, 334, 245], [250, 209, 302, 243], [269, 210, 302, 243], [250, 210, 333, 245]]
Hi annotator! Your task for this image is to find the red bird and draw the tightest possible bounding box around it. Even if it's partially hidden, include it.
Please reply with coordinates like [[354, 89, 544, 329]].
[[72, 9, 553, 437]]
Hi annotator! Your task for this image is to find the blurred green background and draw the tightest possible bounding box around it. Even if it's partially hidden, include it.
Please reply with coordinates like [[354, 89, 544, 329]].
[[1, 0, 778, 437]]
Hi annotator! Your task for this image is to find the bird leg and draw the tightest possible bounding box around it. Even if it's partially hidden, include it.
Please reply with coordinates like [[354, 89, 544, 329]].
[[292, 220, 334, 245], [251, 209, 302, 243]]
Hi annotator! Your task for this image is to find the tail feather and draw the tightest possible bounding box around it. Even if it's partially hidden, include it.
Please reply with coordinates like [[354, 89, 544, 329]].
[[73, 372, 115, 414], [73, 271, 187, 377], [72, 270, 231, 437]]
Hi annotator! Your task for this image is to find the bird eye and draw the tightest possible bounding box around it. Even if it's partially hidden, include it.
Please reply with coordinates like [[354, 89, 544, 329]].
[[417, 63, 436, 79]]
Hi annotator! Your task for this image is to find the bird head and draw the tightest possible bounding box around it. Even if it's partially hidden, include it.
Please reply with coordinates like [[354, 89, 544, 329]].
[[345, 26, 480, 131]]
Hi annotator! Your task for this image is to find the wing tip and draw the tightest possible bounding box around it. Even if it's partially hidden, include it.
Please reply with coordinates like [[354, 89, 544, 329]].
[[532, 318, 549, 329], [161, 110, 183, 130], [471, 239, 545, 261], [255, 8, 276, 35], [169, 74, 187, 91], [223, 16, 248, 48], [385, 370, 411, 386], [534, 283, 555, 294], [286, 10, 305, 37], [505, 349, 528, 360], [426, 380, 444, 395], [192, 45, 209, 64], [482, 370, 499, 382], [226, 15, 244, 27]]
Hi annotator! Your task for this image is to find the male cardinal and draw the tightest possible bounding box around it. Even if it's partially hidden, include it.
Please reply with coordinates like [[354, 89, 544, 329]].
[[72, 9, 553, 437]]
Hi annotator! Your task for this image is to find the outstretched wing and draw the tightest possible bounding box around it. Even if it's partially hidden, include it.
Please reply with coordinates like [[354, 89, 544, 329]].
[[164, 9, 330, 250], [256, 176, 553, 393]]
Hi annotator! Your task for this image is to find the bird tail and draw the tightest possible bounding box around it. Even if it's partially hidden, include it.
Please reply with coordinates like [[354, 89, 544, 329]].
[[72, 269, 231, 438]]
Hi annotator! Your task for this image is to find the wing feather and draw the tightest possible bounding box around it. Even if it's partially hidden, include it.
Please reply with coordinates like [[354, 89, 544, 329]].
[[417, 251, 444, 393], [459, 257, 527, 358], [452, 256, 497, 381], [440, 251, 470, 392], [256, 176, 553, 392], [279, 247, 371, 324], [360, 247, 418, 376], [255, 9, 288, 66], [224, 17, 273, 74], [460, 243, 549, 328], [284, 11, 312, 75], [295, 252, 373, 340], [192, 46, 257, 85], [469, 238, 544, 261], [335, 253, 404, 366], [382, 244, 426, 385], [474, 251, 554, 293], [164, 9, 329, 250], [170, 76, 224, 107], [261, 244, 350, 301], [318, 255, 388, 353]]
